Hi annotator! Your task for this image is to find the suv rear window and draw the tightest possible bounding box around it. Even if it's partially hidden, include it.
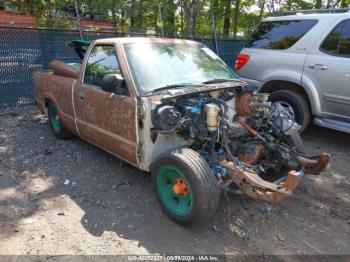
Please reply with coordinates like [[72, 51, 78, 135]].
[[321, 20, 350, 56], [246, 20, 318, 50]]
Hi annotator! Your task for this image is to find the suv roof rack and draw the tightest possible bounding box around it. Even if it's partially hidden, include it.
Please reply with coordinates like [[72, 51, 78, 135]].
[[272, 7, 350, 17]]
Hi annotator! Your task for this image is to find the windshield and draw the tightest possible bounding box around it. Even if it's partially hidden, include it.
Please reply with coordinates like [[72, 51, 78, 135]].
[[123, 43, 239, 93]]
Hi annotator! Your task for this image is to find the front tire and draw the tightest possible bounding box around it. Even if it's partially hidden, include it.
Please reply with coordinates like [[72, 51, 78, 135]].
[[269, 90, 311, 133], [47, 101, 72, 139], [152, 148, 220, 226]]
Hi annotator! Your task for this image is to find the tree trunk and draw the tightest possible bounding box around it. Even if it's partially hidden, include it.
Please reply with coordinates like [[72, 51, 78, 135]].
[[223, 0, 232, 38], [315, 0, 322, 9], [186, 13, 195, 38], [130, 0, 135, 29], [266, 0, 276, 13], [184, 0, 201, 38], [154, 11, 158, 36], [180, 0, 184, 36], [166, 0, 176, 36], [233, 0, 240, 39], [258, 0, 265, 18], [112, 0, 118, 32], [120, 0, 125, 32], [121, 10, 125, 32]]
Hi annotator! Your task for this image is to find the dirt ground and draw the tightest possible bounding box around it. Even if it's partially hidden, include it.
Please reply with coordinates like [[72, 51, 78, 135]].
[[0, 106, 349, 256]]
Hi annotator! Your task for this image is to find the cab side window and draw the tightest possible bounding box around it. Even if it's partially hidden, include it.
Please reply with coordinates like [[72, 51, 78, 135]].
[[321, 20, 350, 57], [84, 45, 121, 88]]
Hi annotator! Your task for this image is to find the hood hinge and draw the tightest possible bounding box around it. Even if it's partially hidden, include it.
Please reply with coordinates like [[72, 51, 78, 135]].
[[137, 143, 144, 160], [137, 98, 144, 120]]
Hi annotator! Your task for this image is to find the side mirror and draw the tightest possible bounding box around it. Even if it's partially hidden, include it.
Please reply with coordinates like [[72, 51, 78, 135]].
[[102, 73, 125, 93]]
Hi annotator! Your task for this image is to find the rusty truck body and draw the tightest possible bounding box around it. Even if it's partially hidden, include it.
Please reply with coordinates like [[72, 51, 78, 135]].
[[32, 37, 330, 225]]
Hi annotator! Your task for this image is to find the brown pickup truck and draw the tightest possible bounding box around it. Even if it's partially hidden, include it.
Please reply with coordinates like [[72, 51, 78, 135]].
[[33, 37, 330, 226]]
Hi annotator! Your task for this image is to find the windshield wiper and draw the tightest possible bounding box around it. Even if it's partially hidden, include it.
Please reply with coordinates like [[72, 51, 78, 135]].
[[144, 83, 192, 95], [202, 78, 237, 84], [91, 57, 106, 65]]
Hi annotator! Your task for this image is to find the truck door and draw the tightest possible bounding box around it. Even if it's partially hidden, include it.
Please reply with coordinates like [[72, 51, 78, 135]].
[[73, 44, 138, 165], [303, 19, 350, 121]]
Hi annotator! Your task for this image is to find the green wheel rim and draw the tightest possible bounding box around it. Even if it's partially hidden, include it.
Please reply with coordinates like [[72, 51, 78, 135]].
[[157, 165, 193, 216], [49, 104, 62, 133]]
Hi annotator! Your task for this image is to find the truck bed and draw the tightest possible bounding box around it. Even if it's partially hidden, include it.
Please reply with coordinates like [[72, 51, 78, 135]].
[[32, 61, 79, 134]]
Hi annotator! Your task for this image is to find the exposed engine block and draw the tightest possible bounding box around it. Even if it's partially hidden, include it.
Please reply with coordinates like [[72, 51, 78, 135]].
[[151, 86, 308, 181]]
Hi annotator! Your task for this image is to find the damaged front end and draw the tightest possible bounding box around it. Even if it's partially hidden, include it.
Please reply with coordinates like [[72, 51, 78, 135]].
[[150, 84, 330, 204], [221, 152, 330, 203]]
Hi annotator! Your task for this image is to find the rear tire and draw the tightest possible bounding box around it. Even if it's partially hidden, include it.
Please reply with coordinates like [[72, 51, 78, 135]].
[[47, 101, 72, 139], [152, 148, 220, 226], [269, 90, 311, 133]]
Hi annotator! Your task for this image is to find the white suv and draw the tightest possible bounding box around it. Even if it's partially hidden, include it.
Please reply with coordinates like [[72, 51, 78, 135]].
[[236, 10, 350, 132]]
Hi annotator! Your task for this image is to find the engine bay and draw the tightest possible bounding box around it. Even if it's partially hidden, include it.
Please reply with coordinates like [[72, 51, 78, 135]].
[[150, 86, 330, 202]]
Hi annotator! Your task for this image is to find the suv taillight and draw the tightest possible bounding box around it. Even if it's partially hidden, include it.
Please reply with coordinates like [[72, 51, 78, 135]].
[[235, 54, 250, 71]]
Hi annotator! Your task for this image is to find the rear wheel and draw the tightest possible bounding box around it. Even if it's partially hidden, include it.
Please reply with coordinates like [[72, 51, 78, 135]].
[[152, 148, 220, 226], [47, 101, 72, 139], [269, 90, 311, 133]]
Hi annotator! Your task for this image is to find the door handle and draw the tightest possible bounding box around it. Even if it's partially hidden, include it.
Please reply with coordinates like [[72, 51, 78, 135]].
[[309, 64, 328, 70], [79, 92, 85, 100]]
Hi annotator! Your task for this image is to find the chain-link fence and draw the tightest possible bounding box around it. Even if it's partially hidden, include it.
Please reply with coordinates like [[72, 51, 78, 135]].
[[0, 26, 245, 109]]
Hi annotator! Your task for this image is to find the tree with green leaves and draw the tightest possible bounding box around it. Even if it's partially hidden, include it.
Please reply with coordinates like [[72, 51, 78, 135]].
[[3, 0, 349, 38]]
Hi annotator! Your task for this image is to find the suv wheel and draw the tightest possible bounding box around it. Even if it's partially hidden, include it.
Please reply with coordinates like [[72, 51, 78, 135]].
[[269, 90, 310, 132]]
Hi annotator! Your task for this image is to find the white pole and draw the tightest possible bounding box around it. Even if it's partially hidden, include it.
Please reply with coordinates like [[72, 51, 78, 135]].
[[211, 13, 218, 54], [74, 0, 83, 40]]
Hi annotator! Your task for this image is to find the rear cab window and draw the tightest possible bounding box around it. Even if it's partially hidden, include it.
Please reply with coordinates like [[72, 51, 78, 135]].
[[246, 19, 318, 50], [321, 19, 350, 57]]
